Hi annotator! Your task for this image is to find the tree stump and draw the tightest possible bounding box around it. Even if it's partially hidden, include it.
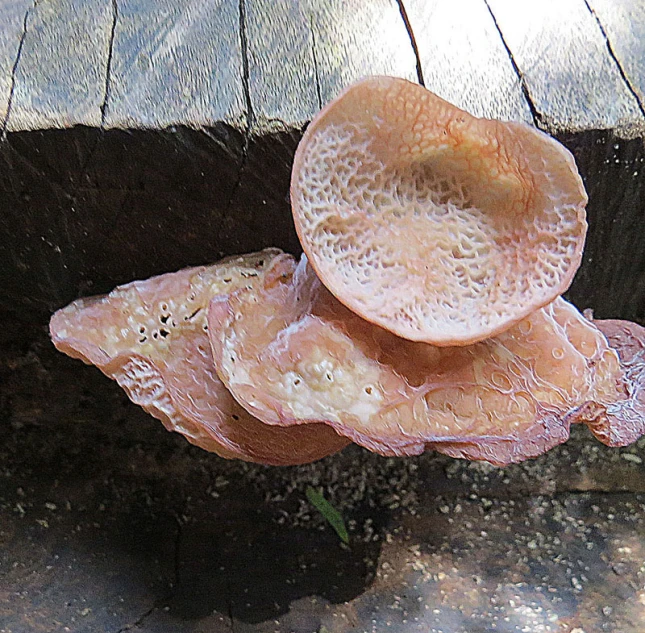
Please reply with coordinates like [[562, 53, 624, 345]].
[[2, 2, 645, 632]]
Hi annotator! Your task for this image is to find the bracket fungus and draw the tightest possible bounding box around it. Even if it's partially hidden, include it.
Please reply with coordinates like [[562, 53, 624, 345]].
[[291, 76, 588, 346], [576, 318, 645, 447], [49, 250, 349, 465], [49, 76, 645, 468], [208, 255, 639, 467]]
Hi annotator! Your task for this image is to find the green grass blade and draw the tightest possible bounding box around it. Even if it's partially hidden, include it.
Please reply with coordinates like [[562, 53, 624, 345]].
[[306, 486, 349, 544]]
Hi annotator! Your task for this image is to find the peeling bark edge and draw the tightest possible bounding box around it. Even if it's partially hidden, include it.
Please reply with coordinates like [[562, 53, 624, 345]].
[[583, 0, 645, 120], [482, 0, 541, 128], [395, 0, 425, 87]]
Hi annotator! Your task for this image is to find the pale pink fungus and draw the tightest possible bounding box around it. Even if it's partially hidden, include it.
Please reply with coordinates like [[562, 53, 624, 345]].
[[48, 76, 645, 467], [291, 76, 588, 346], [49, 250, 348, 465], [572, 318, 645, 447], [208, 256, 624, 466]]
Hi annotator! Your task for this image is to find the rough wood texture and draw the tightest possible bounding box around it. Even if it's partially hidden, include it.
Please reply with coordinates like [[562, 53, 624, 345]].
[[485, 0, 645, 135], [0, 0, 32, 126], [245, 0, 417, 128], [2, 326, 645, 633], [587, 0, 645, 109], [0, 0, 644, 323], [565, 132, 645, 323], [105, 0, 246, 129], [7, 0, 112, 130], [403, 0, 533, 122]]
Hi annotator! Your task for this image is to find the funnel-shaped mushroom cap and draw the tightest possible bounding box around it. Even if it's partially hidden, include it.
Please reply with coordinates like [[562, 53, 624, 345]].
[[49, 250, 348, 465], [291, 76, 588, 346], [208, 257, 623, 466]]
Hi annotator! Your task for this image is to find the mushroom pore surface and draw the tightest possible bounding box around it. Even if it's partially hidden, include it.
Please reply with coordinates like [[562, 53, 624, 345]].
[[49, 250, 348, 465], [291, 76, 588, 346], [208, 256, 626, 467]]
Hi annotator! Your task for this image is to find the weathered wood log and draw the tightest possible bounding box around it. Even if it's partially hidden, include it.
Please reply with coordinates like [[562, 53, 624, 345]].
[[0, 0, 644, 327], [2, 4, 645, 630]]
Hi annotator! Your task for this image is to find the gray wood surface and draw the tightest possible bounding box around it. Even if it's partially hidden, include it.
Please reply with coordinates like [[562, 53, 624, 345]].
[[587, 0, 645, 113], [104, 0, 246, 129], [403, 0, 533, 123], [0, 0, 32, 128], [246, 0, 417, 129], [1, 0, 643, 134], [7, 0, 112, 131], [485, 0, 645, 134]]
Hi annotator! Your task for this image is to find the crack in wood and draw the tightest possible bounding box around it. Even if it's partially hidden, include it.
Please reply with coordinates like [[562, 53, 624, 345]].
[[115, 604, 158, 633], [238, 0, 254, 131], [482, 0, 542, 128], [1, 1, 40, 139], [101, 0, 119, 127], [308, 15, 323, 111], [583, 0, 645, 120], [215, 0, 254, 238], [395, 0, 425, 87]]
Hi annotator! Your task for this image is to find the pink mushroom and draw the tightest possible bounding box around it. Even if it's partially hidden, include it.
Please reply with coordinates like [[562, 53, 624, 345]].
[[208, 255, 631, 466], [49, 250, 348, 465], [291, 76, 588, 346], [575, 318, 645, 447], [48, 76, 645, 468]]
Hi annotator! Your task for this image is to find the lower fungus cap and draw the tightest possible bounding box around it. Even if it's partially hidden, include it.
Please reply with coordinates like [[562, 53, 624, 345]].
[[49, 250, 348, 466], [208, 256, 628, 467], [576, 318, 645, 447], [291, 76, 588, 346]]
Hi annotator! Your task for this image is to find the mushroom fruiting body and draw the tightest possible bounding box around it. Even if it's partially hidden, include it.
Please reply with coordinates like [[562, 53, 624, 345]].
[[48, 76, 645, 468], [208, 255, 629, 467], [49, 250, 348, 465], [291, 76, 588, 346], [578, 318, 645, 447]]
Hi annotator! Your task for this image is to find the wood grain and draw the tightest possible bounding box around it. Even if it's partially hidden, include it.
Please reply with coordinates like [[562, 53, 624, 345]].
[[587, 0, 645, 115], [0, 0, 32, 127], [486, 0, 645, 134], [245, 0, 319, 128], [245, 0, 418, 129], [6, 0, 113, 131], [0, 0, 644, 322], [306, 0, 417, 105], [402, 0, 533, 122], [104, 0, 246, 129]]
